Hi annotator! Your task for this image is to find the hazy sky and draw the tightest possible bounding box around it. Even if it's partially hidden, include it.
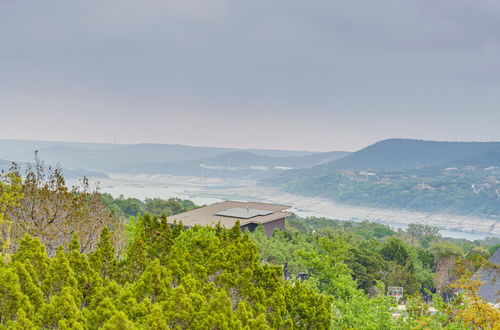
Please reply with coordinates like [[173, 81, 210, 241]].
[[1, 0, 500, 151]]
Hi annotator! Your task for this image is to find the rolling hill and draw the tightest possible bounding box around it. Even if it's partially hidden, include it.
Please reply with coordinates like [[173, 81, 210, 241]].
[[265, 139, 500, 217], [270, 139, 500, 182], [0, 139, 324, 172], [186, 150, 349, 168], [0, 139, 349, 179], [327, 139, 500, 171], [0, 157, 107, 179], [106, 150, 350, 178]]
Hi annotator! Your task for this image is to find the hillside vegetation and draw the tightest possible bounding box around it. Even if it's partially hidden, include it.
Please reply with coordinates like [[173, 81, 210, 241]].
[[267, 139, 500, 217], [1, 163, 500, 328], [318, 139, 500, 172]]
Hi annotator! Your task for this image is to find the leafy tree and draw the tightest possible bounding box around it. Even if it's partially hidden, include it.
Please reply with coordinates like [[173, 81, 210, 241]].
[[0, 167, 23, 257], [4, 159, 124, 255], [144, 197, 197, 216], [380, 237, 410, 266], [451, 276, 500, 328], [347, 241, 387, 292], [11, 235, 51, 280], [407, 223, 440, 247], [67, 235, 102, 306], [101, 194, 198, 218], [284, 281, 332, 329]]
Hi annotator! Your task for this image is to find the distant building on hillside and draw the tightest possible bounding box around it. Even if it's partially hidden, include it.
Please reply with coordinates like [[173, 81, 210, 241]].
[[475, 248, 500, 306], [170, 201, 292, 236]]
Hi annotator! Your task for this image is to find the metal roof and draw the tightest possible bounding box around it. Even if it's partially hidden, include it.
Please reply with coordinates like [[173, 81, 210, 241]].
[[215, 208, 273, 219], [170, 201, 292, 228]]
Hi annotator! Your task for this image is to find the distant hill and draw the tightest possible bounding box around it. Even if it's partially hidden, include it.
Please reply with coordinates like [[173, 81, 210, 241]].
[[0, 139, 122, 161], [187, 150, 349, 168], [271, 139, 500, 182], [316, 139, 500, 171], [0, 139, 323, 172], [444, 151, 500, 168], [0, 139, 347, 179], [0, 157, 107, 179], [106, 150, 350, 179], [8, 143, 242, 170], [266, 139, 500, 217]]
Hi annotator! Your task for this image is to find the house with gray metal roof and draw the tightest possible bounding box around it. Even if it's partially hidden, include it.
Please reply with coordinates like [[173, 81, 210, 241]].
[[170, 201, 292, 236]]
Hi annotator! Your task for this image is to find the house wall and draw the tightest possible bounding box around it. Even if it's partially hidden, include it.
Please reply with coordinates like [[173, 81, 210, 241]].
[[262, 218, 285, 236], [240, 218, 285, 236]]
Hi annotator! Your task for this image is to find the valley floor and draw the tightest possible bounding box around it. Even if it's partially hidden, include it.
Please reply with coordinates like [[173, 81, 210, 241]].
[[82, 174, 500, 240]]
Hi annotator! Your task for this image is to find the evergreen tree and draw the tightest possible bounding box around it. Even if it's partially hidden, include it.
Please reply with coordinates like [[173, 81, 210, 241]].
[[0, 267, 33, 324], [11, 261, 43, 312], [6, 308, 35, 330], [101, 311, 134, 330], [0, 205, 496, 328], [41, 247, 80, 301], [90, 228, 117, 280], [37, 287, 85, 329], [68, 237, 102, 307], [11, 235, 50, 280]]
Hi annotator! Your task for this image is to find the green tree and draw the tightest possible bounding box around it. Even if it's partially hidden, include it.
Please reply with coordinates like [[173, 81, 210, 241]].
[[381, 237, 410, 266], [407, 223, 440, 247], [90, 228, 117, 280], [284, 281, 332, 329], [0, 168, 23, 256], [68, 235, 102, 306], [6, 308, 35, 329], [0, 267, 33, 324], [102, 311, 134, 330], [11, 261, 44, 312], [37, 287, 85, 329], [5, 159, 124, 255]]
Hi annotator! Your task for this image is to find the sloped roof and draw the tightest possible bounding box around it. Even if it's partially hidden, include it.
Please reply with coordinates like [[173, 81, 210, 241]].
[[170, 201, 292, 228], [476, 248, 500, 304]]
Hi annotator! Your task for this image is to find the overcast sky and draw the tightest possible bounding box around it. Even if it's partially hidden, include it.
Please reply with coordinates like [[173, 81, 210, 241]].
[[1, 0, 499, 151]]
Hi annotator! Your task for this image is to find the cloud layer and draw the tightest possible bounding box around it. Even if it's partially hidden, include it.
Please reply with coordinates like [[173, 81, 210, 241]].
[[1, 0, 500, 150]]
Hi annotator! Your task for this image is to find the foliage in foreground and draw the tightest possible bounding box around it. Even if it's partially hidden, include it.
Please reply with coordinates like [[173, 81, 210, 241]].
[[254, 216, 495, 297], [2, 216, 498, 329], [250, 217, 500, 329], [1, 160, 123, 256], [0, 217, 335, 329]]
